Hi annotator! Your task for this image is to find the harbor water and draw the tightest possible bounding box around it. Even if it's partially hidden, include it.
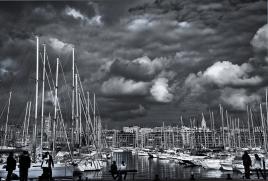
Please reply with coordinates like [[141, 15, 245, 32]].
[[79, 152, 243, 180]]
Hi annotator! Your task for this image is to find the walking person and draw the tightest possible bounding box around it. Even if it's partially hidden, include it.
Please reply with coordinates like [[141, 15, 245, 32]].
[[41, 152, 54, 180], [119, 161, 127, 180], [254, 154, 265, 179], [19, 151, 31, 181], [242, 151, 252, 179], [111, 161, 118, 180], [6, 152, 17, 181]]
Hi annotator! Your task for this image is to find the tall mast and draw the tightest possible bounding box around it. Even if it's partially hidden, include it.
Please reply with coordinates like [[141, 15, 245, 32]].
[[53, 58, 59, 156], [220, 105, 225, 148], [87, 91, 90, 145], [246, 105, 252, 148], [26, 101, 32, 146], [4, 91, 12, 146], [79, 93, 82, 147], [212, 111, 216, 147], [40, 44, 46, 153], [71, 48, 75, 158], [264, 88, 268, 150], [260, 103, 267, 152], [226, 110, 230, 148], [33, 36, 39, 162], [250, 107, 256, 147], [75, 74, 79, 144], [93, 93, 96, 146], [22, 102, 29, 146], [237, 118, 241, 148]]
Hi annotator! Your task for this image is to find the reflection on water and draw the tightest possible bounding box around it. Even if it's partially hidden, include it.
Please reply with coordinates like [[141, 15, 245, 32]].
[[81, 152, 242, 180]]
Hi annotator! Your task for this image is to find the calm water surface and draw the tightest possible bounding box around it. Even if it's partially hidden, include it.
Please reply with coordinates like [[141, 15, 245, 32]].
[[80, 152, 243, 180]]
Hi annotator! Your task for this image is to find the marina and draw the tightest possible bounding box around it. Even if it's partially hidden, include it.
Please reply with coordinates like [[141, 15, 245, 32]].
[[0, 1, 267, 180]]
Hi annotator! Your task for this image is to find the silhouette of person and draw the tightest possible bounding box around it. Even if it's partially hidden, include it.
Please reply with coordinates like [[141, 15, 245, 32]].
[[242, 151, 252, 179], [153, 174, 161, 181], [6, 152, 16, 181], [254, 154, 264, 179], [19, 151, 31, 181], [41, 152, 54, 180], [119, 161, 127, 180], [111, 161, 118, 180]]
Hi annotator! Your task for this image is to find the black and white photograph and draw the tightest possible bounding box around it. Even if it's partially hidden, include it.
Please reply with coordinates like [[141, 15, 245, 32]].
[[0, 0, 267, 180]]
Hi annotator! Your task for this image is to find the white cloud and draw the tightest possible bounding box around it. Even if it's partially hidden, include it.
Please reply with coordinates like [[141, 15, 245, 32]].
[[101, 77, 149, 96], [65, 7, 103, 26], [220, 88, 260, 110], [66, 7, 85, 20], [185, 61, 262, 90], [49, 38, 73, 54], [127, 17, 154, 31], [150, 78, 173, 103], [203, 61, 261, 86], [133, 56, 167, 75], [251, 24, 268, 51]]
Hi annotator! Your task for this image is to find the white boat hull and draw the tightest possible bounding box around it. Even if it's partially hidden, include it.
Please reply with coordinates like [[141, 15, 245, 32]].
[[0, 163, 73, 179]]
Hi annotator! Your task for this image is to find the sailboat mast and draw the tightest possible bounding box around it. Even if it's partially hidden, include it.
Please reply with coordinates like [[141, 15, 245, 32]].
[[53, 58, 59, 156], [26, 101, 32, 146], [250, 107, 256, 147], [78, 93, 82, 147], [260, 103, 267, 152], [75, 74, 79, 145], [246, 105, 252, 148], [226, 110, 230, 148], [22, 102, 29, 146], [40, 44, 46, 153], [220, 105, 225, 148], [4, 91, 12, 146], [93, 93, 96, 147], [71, 48, 75, 158], [33, 36, 39, 162], [265, 88, 268, 151]]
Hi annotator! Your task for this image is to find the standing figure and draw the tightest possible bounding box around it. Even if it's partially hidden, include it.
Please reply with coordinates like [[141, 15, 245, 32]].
[[242, 151, 252, 179], [6, 152, 17, 181], [153, 174, 161, 181], [254, 154, 264, 179], [41, 152, 54, 180], [110, 161, 118, 180], [119, 161, 127, 180], [19, 151, 31, 181]]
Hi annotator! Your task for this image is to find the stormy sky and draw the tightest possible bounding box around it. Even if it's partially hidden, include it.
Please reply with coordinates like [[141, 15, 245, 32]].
[[0, 0, 267, 129]]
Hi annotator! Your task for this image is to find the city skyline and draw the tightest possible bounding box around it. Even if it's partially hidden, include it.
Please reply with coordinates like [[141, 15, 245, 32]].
[[0, 0, 267, 129]]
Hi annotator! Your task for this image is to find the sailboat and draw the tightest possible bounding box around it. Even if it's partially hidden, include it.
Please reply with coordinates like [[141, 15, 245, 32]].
[[0, 37, 74, 179]]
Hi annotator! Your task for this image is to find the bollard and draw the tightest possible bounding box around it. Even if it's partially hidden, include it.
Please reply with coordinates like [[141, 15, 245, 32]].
[[227, 173, 232, 180]]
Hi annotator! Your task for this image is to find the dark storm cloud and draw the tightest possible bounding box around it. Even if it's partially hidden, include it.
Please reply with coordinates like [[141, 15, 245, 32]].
[[0, 0, 266, 128]]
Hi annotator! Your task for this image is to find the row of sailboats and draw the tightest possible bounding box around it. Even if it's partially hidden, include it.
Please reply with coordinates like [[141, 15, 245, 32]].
[[0, 36, 107, 179]]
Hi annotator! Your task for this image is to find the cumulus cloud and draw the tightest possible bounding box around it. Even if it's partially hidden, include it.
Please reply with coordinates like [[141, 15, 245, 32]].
[[48, 37, 73, 54], [101, 77, 149, 96], [185, 61, 262, 91], [110, 56, 168, 81], [65, 7, 102, 26], [251, 24, 268, 52], [220, 88, 260, 110], [150, 78, 173, 103], [127, 17, 154, 31]]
